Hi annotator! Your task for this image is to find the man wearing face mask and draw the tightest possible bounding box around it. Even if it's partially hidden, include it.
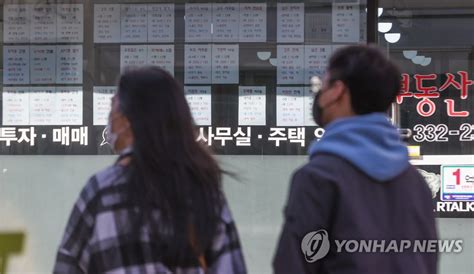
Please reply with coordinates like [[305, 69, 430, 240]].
[[273, 45, 437, 274]]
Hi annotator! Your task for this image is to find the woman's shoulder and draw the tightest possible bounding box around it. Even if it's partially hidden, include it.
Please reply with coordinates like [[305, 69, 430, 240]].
[[77, 165, 128, 209], [95, 164, 128, 187]]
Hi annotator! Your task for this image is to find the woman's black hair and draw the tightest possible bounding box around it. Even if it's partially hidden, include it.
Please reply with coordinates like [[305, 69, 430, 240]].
[[117, 66, 224, 267]]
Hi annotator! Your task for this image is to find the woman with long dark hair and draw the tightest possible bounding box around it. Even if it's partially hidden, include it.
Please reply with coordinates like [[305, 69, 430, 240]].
[[54, 67, 247, 273]]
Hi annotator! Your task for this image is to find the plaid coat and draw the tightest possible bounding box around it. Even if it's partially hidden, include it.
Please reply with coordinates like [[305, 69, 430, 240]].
[[53, 165, 246, 274]]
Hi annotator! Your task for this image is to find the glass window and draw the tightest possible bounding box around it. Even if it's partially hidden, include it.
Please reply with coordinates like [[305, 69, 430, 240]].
[[17, 1, 474, 274], [379, 1, 474, 273]]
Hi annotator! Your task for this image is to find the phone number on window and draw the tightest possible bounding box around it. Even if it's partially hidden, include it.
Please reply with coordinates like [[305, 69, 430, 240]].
[[412, 124, 474, 142]]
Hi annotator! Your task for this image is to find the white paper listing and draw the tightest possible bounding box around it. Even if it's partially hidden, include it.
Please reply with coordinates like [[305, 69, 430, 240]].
[[93, 86, 116, 126], [305, 11, 331, 43], [238, 86, 266, 126], [120, 45, 147, 71], [304, 45, 332, 84], [277, 3, 305, 43], [147, 45, 175, 76], [277, 45, 305, 85], [3, 5, 30, 43], [276, 87, 304, 127], [57, 4, 84, 43], [212, 44, 239, 84], [3, 46, 30, 85], [2, 87, 30, 126], [212, 4, 239, 42], [30, 45, 56, 84], [184, 44, 212, 84], [239, 3, 267, 42], [94, 4, 121, 43], [30, 4, 57, 43], [185, 4, 212, 42], [184, 86, 212, 126], [56, 45, 83, 84], [29, 87, 56, 125], [332, 0, 360, 43], [304, 87, 317, 126], [148, 4, 175, 43], [55, 87, 83, 125], [121, 4, 148, 43]]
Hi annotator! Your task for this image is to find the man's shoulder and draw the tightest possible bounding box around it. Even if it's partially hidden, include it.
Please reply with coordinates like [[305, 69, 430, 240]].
[[304, 153, 419, 181], [298, 154, 428, 195], [290, 154, 347, 193], [296, 153, 354, 179]]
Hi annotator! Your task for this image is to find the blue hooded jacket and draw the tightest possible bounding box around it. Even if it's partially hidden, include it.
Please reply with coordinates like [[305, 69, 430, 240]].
[[274, 113, 437, 274], [308, 113, 409, 181]]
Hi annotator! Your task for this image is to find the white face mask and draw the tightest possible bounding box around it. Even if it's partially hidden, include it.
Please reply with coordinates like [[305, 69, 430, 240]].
[[106, 118, 119, 151], [106, 116, 130, 154]]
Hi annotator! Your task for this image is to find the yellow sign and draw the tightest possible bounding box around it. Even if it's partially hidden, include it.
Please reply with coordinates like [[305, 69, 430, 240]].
[[0, 232, 25, 274], [408, 145, 421, 158]]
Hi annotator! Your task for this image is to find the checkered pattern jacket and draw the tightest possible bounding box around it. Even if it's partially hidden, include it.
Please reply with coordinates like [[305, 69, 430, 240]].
[[53, 165, 246, 274]]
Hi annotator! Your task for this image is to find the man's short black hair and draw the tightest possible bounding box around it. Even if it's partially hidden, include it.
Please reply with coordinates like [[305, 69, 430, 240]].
[[327, 45, 401, 114]]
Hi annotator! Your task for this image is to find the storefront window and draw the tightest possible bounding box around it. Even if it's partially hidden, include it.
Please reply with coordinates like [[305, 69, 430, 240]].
[[1, 0, 472, 273], [379, 1, 474, 273]]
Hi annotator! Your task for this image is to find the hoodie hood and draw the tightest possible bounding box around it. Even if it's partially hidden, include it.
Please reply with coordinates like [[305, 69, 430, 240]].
[[308, 113, 409, 181]]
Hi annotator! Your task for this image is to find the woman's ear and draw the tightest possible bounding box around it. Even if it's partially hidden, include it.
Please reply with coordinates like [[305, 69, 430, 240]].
[[121, 115, 133, 136]]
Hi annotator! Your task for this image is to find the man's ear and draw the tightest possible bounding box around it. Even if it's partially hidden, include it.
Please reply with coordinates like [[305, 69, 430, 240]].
[[320, 80, 346, 108]]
